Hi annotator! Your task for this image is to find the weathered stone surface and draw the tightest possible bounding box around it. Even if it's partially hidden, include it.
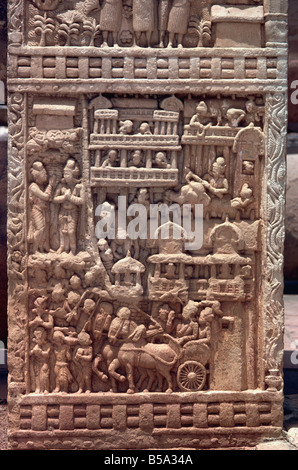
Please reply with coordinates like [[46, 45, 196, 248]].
[[255, 439, 298, 450], [0, 132, 7, 346], [7, 0, 288, 450], [288, 0, 298, 127], [284, 154, 298, 280]]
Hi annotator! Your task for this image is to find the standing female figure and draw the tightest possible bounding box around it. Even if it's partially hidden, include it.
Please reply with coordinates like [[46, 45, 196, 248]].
[[132, 0, 155, 47], [100, 0, 123, 47], [28, 161, 55, 253], [158, 0, 170, 47], [167, 0, 192, 48]]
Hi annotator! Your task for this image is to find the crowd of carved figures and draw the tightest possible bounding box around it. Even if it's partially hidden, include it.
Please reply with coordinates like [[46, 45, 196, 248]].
[[25, 92, 264, 394], [29, 293, 225, 394], [28, 0, 215, 48], [27, 0, 265, 49]]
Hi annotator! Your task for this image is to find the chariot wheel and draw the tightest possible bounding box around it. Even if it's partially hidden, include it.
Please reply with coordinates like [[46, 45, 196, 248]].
[[177, 361, 206, 392]]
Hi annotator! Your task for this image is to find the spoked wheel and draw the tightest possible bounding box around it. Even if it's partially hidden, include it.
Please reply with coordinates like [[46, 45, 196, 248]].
[[177, 361, 206, 392]]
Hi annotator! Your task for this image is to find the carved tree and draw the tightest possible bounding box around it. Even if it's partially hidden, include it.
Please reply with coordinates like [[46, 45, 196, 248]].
[[82, 18, 101, 47], [57, 11, 83, 46], [33, 13, 55, 47], [188, 14, 211, 47]]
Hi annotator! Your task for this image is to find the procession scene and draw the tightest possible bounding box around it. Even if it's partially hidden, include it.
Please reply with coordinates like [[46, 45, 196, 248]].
[[17, 90, 265, 395]]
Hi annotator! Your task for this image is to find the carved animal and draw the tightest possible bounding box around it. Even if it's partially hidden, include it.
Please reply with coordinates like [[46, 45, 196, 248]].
[[204, 196, 238, 220], [165, 181, 211, 206], [112, 340, 180, 394], [101, 341, 126, 393]]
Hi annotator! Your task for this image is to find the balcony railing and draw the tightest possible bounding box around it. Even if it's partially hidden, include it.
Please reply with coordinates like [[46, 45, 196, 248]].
[[9, 46, 285, 83], [90, 167, 179, 187]]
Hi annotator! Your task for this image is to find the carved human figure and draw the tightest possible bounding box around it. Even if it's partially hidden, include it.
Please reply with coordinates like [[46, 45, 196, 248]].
[[48, 284, 70, 330], [99, 0, 123, 47], [244, 99, 263, 126], [188, 157, 229, 200], [97, 238, 114, 277], [202, 157, 229, 199], [132, 0, 155, 46], [28, 161, 55, 253], [167, 0, 192, 48], [154, 152, 171, 169], [128, 150, 143, 168], [100, 149, 118, 168], [29, 296, 54, 332], [198, 301, 223, 345], [158, 0, 170, 47], [134, 188, 150, 209], [110, 233, 132, 260], [84, 264, 104, 287], [189, 101, 212, 135], [108, 307, 146, 346], [30, 327, 51, 394], [119, 120, 134, 134], [62, 291, 81, 330], [48, 264, 68, 290], [93, 302, 113, 353], [231, 183, 254, 219], [226, 107, 246, 127], [73, 332, 93, 393], [52, 330, 77, 393], [149, 304, 177, 342], [69, 275, 84, 295], [92, 302, 113, 383], [242, 161, 254, 175], [164, 263, 177, 280], [53, 158, 84, 255], [67, 298, 97, 334], [138, 122, 152, 135], [176, 300, 199, 346], [50, 284, 66, 309]]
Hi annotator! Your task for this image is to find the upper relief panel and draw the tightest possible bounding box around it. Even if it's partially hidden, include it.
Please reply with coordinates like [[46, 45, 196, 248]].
[[23, 0, 267, 49], [8, 1, 287, 94]]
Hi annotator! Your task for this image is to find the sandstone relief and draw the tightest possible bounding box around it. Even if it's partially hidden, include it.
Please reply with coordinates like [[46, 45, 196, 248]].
[[7, 0, 287, 451]]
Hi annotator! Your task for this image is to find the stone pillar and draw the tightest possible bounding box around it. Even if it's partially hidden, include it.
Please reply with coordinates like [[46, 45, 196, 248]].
[[264, 0, 288, 47]]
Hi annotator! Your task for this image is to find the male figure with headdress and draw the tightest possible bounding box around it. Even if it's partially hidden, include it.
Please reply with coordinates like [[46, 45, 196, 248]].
[[53, 158, 84, 255]]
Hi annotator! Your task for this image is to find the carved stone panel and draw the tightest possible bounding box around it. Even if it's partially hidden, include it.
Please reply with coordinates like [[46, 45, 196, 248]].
[[7, 0, 288, 450]]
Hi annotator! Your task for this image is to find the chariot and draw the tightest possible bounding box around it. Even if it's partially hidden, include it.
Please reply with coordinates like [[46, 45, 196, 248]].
[[161, 334, 210, 392]]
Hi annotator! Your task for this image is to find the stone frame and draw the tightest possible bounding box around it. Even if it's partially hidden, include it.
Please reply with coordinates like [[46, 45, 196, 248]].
[[7, 0, 287, 450]]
